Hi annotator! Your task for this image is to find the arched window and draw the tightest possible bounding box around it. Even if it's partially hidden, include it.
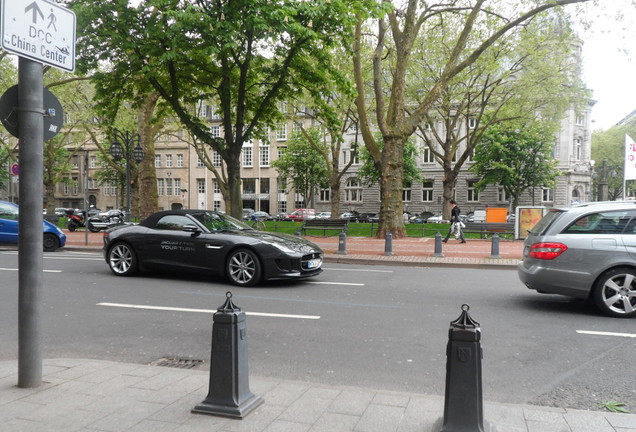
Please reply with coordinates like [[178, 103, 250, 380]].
[[345, 178, 362, 202]]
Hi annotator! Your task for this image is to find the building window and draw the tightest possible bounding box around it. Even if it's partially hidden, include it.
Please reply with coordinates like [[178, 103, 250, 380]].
[[196, 156, 204, 168], [213, 179, 221, 193], [197, 179, 205, 194], [90, 156, 97, 169], [243, 178, 256, 194], [278, 201, 287, 213], [214, 200, 221, 211], [467, 180, 479, 202], [575, 138, 582, 161], [155, 155, 161, 168], [242, 143, 253, 167], [213, 151, 222, 167], [177, 154, 184, 167], [275, 123, 287, 141], [211, 125, 221, 137], [319, 188, 330, 202], [166, 154, 173, 168], [422, 180, 434, 202], [292, 121, 302, 135], [542, 188, 554, 202], [174, 178, 181, 195], [498, 186, 509, 203], [345, 178, 362, 202], [403, 182, 412, 202], [166, 178, 173, 195], [157, 179, 165, 196], [344, 149, 360, 165], [421, 147, 435, 163], [278, 178, 287, 194], [468, 117, 476, 129], [575, 114, 584, 126], [259, 145, 270, 167], [260, 178, 270, 194]]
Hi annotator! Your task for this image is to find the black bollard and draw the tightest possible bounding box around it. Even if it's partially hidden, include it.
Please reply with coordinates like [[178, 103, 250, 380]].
[[192, 292, 263, 419], [384, 231, 393, 256], [337, 231, 347, 255], [489, 233, 500, 259], [436, 304, 496, 432], [433, 231, 444, 257]]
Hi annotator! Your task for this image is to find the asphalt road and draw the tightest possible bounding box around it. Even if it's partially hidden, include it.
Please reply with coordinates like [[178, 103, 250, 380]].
[[1, 248, 634, 413]]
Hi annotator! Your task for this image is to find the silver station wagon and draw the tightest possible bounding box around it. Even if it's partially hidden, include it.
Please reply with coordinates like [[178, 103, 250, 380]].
[[518, 201, 636, 318]]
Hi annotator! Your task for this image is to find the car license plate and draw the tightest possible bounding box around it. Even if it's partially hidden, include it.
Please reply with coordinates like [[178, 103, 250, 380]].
[[307, 258, 322, 269]]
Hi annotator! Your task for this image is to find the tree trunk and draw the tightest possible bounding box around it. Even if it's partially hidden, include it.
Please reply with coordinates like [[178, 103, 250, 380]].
[[226, 153, 243, 219], [377, 136, 406, 238], [137, 93, 160, 219], [442, 171, 457, 220]]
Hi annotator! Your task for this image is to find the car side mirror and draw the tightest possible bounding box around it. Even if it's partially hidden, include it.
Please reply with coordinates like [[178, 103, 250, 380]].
[[182, 224, 202, 235]]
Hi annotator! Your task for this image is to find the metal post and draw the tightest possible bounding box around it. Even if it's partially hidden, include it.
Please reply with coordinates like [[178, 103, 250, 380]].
[[110, 130, 143, 222], [18, 58, 44, 388], [489, 234, 500, 259], [337, 231, 347, 255], [433, 232, 444, 257], [384, 231, 393, 256], [193, 292, 263, 419], [436, 304, 496, 432]]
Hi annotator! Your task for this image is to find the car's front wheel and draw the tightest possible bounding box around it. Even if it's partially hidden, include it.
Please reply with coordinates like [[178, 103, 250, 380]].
[[226, 248, 261, 287], [592, 267, 636, 318], [43, 233, 59, 252], [107, 242, 138, 276]]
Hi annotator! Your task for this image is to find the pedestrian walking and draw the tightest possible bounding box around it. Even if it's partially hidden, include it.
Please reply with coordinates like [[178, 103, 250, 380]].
[[443, 200, 466, 243]]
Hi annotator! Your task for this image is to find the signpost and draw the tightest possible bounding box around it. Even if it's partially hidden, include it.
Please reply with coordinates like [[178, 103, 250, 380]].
[[1, 0, 76, 71], [1, 0, 76, 388]]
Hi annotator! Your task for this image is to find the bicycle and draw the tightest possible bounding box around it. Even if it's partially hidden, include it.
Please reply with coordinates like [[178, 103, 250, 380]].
[[249, 215, 266, 231]]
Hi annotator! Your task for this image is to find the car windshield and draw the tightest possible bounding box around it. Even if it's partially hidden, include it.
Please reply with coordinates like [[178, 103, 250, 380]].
[[528, 209, 564, 236], [190, 211, 252, 231]]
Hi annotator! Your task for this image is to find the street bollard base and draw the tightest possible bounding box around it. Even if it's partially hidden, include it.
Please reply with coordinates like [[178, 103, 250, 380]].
[[432, 417, 498, 432], [192, 393, 264, 419]]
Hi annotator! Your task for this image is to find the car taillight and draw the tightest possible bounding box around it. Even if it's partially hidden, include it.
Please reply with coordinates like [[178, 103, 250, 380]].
[[529, 242, 568, 260]]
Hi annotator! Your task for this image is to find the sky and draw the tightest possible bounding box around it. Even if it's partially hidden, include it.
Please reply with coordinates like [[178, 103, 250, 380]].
[[578, 1, 636, 131]]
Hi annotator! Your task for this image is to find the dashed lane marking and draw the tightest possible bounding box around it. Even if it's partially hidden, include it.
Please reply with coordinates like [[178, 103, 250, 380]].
[[0, 268, 61, 273], [97, 302, 321, 320], [577, 330, 636, 338]]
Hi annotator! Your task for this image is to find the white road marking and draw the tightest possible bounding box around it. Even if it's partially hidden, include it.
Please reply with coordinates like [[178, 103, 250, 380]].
[[97, 302, 321, 320], [577, 330, 636, 338], [306, 281, 365, 286], [322, 267, 393, 273], [0, 268, 61, 273]]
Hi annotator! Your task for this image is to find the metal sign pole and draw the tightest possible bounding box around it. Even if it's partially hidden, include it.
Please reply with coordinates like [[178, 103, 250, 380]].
[[17, 57, 44, 388]]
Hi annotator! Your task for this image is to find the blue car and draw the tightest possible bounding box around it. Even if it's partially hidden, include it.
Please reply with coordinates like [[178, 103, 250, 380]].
[[0, 200, 66, 251]]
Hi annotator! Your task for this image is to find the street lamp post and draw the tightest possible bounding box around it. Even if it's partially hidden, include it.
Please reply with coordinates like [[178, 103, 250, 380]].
[[109, 129, 144, 222]]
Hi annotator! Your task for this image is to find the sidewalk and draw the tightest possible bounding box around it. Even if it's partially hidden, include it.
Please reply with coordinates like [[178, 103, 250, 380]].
[[2, 358, 636, 432], [62, 230, 524, 269], [11, 232, 633, 431]]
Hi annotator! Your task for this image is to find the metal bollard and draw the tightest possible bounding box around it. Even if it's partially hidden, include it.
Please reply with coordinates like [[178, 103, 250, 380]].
[[384, 231, 393, 256], [192, 292, 263, 419], [294, 228, 301, 236], [489, 233, 500, 259], [433, 231, 444, 257], [435, 304, 496, 432], [337, 231, 347, 255]]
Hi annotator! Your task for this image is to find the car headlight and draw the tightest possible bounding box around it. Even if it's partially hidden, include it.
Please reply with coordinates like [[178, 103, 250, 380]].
[[269, 242, 296, 254]]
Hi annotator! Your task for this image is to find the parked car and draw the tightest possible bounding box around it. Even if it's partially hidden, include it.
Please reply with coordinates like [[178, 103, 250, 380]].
[[315, 212, 332, 219], [0, 200, 66, 252], [410, 211, 434, 223], [518, 201, 636, 318], [339, 211, 361, 222], [242, 208, 255, 220], [272, 212, 289, 221], [250, 211, 272, 221], [287, 208, 316, 221], [426, 214, 449, 224], [103, 209, 323, 286]]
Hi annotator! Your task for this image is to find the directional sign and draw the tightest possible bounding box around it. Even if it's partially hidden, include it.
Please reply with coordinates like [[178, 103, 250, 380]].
[[1, 0, 76, 72]]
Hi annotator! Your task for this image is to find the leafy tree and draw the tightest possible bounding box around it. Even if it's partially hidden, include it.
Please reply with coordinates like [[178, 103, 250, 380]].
[[413, 10, 587, 219], [591, 117, 636, 199], [70, 0, 380, 219], [470, 121, 562, 208], [271, 128, 329, 208], [357, 136, 421, 187], [353, 0, 592, 237]]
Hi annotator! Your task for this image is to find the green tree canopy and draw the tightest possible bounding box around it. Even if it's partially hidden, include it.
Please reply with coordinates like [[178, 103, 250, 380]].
[[271, 128, 329, 208], [470, 120, 561, 207]]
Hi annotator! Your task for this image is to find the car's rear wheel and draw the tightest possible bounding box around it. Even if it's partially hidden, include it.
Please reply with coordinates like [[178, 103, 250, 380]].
[[88, 222, 100, 232], [226, 248, 261, 287], [592, 267, 636, 318], [108, 242, 138, 276], [43, 233, 59, 252]]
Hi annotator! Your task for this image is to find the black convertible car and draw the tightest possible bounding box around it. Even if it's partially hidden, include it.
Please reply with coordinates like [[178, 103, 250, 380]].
[[103, 209, 323, 286]]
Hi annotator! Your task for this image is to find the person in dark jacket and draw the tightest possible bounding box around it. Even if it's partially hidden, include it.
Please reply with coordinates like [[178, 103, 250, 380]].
[[443, 200, 466, 243]]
